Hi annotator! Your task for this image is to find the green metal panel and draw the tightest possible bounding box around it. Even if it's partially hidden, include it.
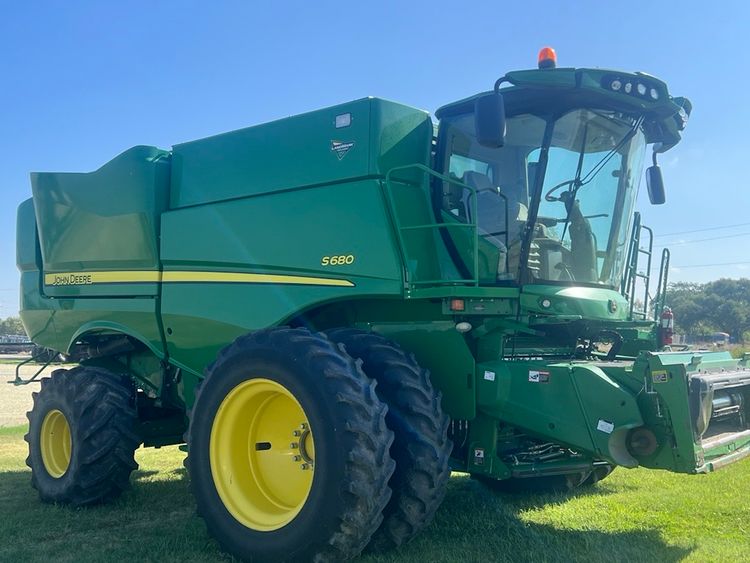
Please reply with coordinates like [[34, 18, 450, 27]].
[[170, 98, 432, 208], [520, 285, 629, 321], [19, 272, 55, 346], [160, 178, 403, 374], [31, 145, 170, 297], [17, 200, 54, 346], [170, 99, 371, 208], [34, 297, 164, 356], [476, 359, 643, 463], [18, 191, 164, 354], [161, 179, 401, 283], [478, 361, 593, 451], [16, 199, 39, 272], [369, 100, 433, 179]]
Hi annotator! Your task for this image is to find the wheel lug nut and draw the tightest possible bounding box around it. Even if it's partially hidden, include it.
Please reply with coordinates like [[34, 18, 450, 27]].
[[290, 442, 298, 449], [293, 455, 301, 462], [300, 423, 308, 430], [292, 430, 301, 437], [301, 463, 309, 470]]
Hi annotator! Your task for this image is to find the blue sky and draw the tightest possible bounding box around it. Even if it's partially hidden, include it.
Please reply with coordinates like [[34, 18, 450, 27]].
[[1, 1, 748, 317]]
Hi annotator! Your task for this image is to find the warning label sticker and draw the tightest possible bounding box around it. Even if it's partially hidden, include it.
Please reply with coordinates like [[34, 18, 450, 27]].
[[473, 448, 485, 465], [652, 370, 669, 383], [528, 370, 550, 383], [484, 370, 496, 382], [597, 419, 615, 434]]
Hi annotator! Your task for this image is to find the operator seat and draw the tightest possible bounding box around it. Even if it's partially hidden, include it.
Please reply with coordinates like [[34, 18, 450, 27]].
[[442, 175, 467, 221], [462, 171, 527, 243], [461, 171, 530, 281]]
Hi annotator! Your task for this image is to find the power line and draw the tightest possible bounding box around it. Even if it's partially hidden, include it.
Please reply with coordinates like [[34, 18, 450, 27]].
[[652, 231, 750, 248], [671, 260, 750, 269], [655, 221, 750, 238]]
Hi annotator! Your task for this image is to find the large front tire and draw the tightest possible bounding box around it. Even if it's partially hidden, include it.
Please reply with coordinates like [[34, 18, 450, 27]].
[[25, 366, 140, 506], [327, 328, 452, 550], [186, 328, 395, 562]]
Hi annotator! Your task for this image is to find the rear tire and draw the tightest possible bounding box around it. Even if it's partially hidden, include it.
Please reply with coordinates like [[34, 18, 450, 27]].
[[25, 366, 140, 506], [327, 328, 452, 550], [186, 327, 395, 562]]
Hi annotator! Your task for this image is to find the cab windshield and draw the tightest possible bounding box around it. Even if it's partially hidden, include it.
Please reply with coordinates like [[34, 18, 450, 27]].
[[438, 108, 646, 287]]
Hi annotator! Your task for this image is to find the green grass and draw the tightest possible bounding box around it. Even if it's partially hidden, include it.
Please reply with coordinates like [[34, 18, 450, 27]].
[[2, 425, 748, 563]]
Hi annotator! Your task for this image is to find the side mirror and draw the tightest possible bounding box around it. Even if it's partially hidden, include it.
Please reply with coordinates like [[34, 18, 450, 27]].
[[646, 165, 665, 205], [475, 93, 506, 148]]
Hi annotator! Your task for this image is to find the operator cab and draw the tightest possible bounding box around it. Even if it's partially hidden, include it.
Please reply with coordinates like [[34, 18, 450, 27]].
[[433, 48, 691, 289]]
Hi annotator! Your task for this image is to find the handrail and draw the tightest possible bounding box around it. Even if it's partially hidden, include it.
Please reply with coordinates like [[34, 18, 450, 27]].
[[623, 212, 655, 320], [635, 224, 654, 319], [653, 248, 671, 321], [384, 164, 482, 288], [622, 212, 640, 299]]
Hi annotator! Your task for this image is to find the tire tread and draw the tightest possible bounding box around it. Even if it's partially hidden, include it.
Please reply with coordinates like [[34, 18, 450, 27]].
[[185, 327, 395, 562], [25, 366, 140, 506], [327, 328, 452, 550]]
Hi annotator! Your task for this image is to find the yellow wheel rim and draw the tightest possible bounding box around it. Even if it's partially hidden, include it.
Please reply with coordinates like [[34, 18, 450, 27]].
[[40, 409, 72, 478], [210, 378, 315, 531]]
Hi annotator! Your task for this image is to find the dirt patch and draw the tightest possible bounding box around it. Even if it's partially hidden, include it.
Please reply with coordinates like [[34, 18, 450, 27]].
[[0, 361, 60, 427]]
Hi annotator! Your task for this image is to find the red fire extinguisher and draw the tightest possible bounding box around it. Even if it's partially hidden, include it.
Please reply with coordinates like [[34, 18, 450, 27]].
[[659, 307, 674, 347]]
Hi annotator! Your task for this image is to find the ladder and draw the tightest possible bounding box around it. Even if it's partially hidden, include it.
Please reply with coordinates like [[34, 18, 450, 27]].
[[622, 212, 671, 320], [622, 212, 653, 320]]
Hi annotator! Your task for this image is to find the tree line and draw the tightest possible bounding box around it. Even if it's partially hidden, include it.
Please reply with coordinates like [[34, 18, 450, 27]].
[[0, 316, 25, 336], [665, 278, 750, 343]]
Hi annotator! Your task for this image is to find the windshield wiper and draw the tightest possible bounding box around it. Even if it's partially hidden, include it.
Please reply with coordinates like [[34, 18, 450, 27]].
[[556, 116, 644, 240]]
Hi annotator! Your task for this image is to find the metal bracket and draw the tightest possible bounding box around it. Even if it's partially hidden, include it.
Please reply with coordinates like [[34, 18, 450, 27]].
[[10, 352, 54, 386]]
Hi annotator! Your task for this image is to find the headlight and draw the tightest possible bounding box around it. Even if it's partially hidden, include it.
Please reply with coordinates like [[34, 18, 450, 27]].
[[602, 75, 662, 103]]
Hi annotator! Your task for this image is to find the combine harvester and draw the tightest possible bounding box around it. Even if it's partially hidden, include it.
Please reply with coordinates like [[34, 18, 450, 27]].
[[16, 48, 750, 561]]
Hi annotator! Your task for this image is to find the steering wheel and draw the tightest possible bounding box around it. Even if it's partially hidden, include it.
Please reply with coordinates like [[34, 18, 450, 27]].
[[544, 179, 577, 202]]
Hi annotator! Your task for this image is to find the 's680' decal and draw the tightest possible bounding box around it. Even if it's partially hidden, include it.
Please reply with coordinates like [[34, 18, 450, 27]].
[[321, 254, 355, 266]]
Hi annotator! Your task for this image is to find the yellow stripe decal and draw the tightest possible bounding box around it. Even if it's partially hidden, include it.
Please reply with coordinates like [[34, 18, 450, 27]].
[[161, 271, 354, 287], [45, 271, 161, 286], [44, 270, 354, 288]]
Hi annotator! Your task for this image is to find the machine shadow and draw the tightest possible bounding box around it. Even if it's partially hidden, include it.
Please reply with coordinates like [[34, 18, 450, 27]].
[[0, 467, 692, 563], [358, 474, 693, 563]]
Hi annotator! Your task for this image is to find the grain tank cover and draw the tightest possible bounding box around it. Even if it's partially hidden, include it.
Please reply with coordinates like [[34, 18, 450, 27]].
[[169, 98, 433, 208], [31, 145, 170, 296]]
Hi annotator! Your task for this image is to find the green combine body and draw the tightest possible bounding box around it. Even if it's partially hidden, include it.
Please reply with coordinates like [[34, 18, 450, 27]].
[[16, 51, 750, 561]]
